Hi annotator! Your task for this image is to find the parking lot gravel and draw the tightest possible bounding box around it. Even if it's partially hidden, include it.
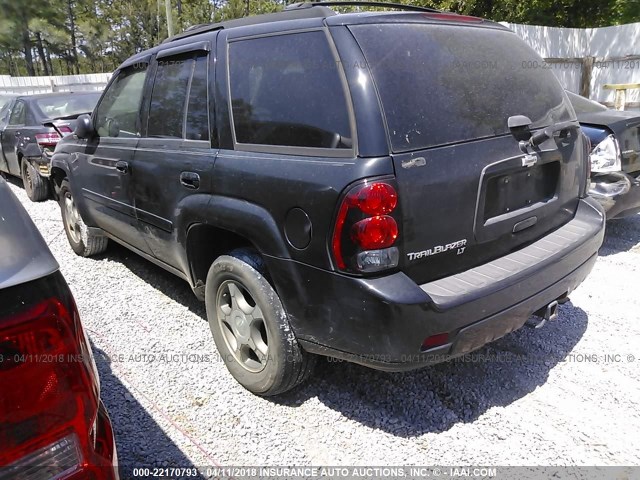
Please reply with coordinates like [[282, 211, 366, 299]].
[[6, 178, 640, 476]]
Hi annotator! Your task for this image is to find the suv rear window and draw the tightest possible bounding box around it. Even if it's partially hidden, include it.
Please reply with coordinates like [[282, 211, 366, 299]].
[[350, 24, 573, 152], [228, 31, 352, 150]]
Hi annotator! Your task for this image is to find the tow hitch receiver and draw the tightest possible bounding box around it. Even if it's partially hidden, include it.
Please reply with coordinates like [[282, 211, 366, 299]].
[[528, 300, 559, 329]]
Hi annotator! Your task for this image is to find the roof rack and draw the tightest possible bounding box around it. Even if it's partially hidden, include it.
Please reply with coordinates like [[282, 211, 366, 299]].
[[164, 1, 444, 44], [163, 5, 335, 43], [285, 1, 441, 13]]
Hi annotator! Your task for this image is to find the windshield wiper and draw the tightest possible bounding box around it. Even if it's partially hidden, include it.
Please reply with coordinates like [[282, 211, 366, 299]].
[[508, 115, 580, 149], [528, 120, 580, 147]]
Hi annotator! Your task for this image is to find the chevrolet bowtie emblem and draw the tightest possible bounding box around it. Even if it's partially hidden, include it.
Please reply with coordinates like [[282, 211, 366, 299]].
[[522, 154, 538, 168]]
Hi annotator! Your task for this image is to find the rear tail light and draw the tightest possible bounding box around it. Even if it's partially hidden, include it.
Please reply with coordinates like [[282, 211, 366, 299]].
[[332, 179, 401, 273], [35, 126, 72, 149], [351, 216, 398, 250], [580, 132, 592, 198], [0, 292, 114, 476], [35, 132, 61, 148], [590, 134, 621, 173], [1, 434, 82, 480], [350, 182, 398, 215]]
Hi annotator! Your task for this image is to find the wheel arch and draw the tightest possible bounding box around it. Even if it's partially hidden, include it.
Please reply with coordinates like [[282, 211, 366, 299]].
[[181, 195, 291, 300], [50, 155, 71, 189]]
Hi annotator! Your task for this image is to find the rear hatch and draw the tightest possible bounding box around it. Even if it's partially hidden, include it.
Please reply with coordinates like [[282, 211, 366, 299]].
[[350, 22, 584, 284]]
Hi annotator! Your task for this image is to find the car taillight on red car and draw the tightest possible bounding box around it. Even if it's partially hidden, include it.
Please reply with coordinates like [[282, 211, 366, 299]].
[[0, 290, 116, 478], [332, 179, 401, 273]]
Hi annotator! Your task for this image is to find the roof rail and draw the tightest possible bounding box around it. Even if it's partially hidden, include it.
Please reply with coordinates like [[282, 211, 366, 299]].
[[164, 1, 445, 44], [163, 5, 335, 43], [285, 1, 441, 13]]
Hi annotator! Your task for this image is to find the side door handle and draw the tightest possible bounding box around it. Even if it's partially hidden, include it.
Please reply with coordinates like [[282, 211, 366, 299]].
[[180, 171, 200, 190], [115, 160, 129, 174]]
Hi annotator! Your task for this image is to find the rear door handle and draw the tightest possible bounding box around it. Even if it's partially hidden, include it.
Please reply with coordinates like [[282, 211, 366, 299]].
[[115, 161, 129, 174], [180, 171, 200, 190]]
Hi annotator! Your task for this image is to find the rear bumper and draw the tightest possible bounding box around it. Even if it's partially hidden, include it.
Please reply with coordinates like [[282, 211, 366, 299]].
[[272, 197, 605, 371], [589, 171, 640, 219]]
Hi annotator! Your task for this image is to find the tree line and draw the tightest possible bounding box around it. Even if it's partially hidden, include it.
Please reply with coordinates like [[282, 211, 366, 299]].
[[0, 0, 638, 77]]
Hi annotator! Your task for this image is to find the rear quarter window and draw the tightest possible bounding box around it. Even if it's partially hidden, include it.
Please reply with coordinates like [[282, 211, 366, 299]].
[[350, 24, 573, 152], [228, 31, 352, 151]]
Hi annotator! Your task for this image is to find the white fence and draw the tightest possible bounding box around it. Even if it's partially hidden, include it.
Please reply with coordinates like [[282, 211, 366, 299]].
[[502, 21, 640, 109], [0, 73, 111, 95]]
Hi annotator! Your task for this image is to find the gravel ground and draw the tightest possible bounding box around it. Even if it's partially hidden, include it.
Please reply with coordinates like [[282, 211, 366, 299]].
[[6, 178, 640, 475]]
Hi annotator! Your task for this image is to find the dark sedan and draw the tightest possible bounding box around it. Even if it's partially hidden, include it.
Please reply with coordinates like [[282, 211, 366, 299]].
[[568, 91, 640, 219], [0, 91, 101, 202], [0, 177, 118, 477]]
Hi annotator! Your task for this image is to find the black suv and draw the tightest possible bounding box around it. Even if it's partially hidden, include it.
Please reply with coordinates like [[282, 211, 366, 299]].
[[50, 2, 605, 395]]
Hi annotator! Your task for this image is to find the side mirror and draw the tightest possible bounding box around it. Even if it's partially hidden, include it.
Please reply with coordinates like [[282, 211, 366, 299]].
[[508, 115, 533, 142], [75, 114, 95, 139]]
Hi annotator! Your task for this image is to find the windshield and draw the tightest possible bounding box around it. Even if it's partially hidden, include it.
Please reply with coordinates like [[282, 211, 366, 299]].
[[35, 93, 101, 119], [350, 24, 574, 152], [566, 91, 607, 114]]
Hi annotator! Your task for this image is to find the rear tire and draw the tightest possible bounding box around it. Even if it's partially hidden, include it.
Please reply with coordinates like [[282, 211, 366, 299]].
[[205, 248, 316, 396], [21, 159, 50, 202], [59, 179, 108, 256]]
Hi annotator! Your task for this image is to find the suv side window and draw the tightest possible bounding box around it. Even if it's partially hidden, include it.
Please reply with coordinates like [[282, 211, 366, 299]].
[[9, 101, 26, 125], [185, 56, 210, 141], [95, 67, 147, 138], [147, 57, 194, 138], [228, 31, 351, 151]]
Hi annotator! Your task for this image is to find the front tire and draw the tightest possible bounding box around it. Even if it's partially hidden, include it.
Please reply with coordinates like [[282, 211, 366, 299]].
[[59, 179, 108, 256], [205, 248, 316, 396], [21, 159, 50, 202]]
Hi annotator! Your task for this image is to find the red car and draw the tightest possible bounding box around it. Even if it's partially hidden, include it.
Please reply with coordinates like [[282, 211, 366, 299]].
[[0, 177, 118, 478]]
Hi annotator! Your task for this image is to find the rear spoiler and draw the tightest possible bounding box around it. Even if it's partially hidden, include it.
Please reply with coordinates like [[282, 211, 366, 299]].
[[42, 112, 91, 137]]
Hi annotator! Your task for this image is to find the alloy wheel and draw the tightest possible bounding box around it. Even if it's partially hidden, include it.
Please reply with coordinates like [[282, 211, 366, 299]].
[[216, 280, 269, 373], [64, 192, 82, 244]]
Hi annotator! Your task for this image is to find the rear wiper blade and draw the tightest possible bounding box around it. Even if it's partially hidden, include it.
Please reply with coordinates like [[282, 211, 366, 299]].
[[529, 120, 580, 147]]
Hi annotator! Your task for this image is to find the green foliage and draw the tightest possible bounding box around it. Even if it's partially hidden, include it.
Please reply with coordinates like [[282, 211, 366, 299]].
[[0, 0, 638, 76], [414, 0, 639, 27]]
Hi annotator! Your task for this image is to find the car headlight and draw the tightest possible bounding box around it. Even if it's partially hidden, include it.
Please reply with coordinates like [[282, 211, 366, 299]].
[[590, 134, 621, 173]]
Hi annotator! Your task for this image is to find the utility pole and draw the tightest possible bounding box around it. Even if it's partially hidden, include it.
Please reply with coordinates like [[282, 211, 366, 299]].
[[165, 0, 174, 37]]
